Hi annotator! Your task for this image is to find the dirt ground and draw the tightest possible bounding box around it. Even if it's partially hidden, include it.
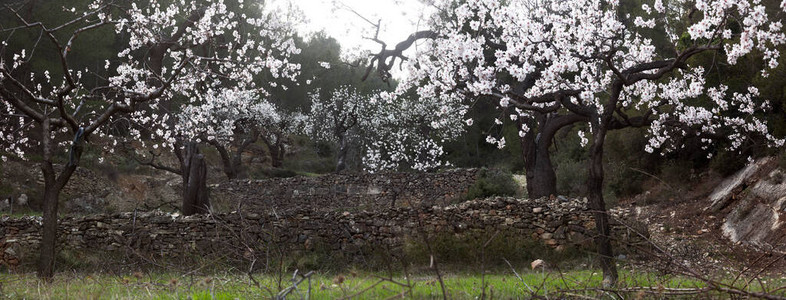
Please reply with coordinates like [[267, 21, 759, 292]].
[[618, 171, 786, 278]]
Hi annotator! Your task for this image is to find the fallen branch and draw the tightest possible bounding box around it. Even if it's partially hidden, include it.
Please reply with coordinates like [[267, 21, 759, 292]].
[[275, 269, 315, 300]]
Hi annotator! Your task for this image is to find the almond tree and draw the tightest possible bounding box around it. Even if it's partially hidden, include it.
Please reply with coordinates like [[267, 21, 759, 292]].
[[307, 86, 466, 172], [360, 15, 576, 199], [366, 0, 785, 285], [307, 86, 366, 172], [258, 110, 306, 169], [177, 88, 282, 179], [166, 88, 305, 177], [122, 0, 300, 214], [0, 0, 298, 279], [361, 90, 467, 172]]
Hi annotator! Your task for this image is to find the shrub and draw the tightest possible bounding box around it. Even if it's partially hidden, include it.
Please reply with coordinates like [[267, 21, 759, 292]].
[[659, 160, 693, 194], [464, 168, 520, 200], [250, 167, 298, 179], [314, 140, 334, 158], [402, 231, 584, 268], [555, 159, 587, 197], [605, 161, 645, 199], [709, 149, 747, 177]]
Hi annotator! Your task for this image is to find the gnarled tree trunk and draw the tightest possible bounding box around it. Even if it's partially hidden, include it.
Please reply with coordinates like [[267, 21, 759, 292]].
[[587, 122, 617, 287], [519, 114, 587, 199], [210, 129, 257, 180], [213, 142, 241, 180], [181, 142, 209, 215], [521, 132, 557, 198], [587, 82, 624, 287], [260, 132, 286, 168]]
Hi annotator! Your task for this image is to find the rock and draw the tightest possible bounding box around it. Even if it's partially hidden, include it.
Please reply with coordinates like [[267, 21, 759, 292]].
[[722, 195, 784, 244], [0, 193, 650, 266], [554, 226, 567, 239], [708, 157, 774, 212], [17, 194, 28, 206], [533, 207, 543, 213], [531, 259, 545, 269]]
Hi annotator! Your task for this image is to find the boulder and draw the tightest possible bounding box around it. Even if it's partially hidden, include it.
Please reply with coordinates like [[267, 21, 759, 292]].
[[721, 168, 786, 245], [707, 157, 775, 212], [16, 194, 28, 206]]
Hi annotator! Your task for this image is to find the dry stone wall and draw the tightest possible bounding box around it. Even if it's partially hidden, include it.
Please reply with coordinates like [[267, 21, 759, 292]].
[[211, 169, 480, 212], [0, 197, 646, 270]]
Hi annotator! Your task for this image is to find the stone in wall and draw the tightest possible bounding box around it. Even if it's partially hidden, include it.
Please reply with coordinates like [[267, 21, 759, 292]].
[[0, 196, 648, 269], [211, 169, 480, 213]]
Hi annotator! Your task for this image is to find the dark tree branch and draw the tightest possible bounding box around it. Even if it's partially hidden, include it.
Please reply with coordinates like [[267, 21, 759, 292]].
[[134, 150, 182, 175], [362, 30, 437, 81]]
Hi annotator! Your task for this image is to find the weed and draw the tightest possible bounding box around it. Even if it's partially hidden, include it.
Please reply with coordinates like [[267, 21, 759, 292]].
[[464, 168, 519, 200], [403, 231, 585, 269], [3, 269, 778, 299]]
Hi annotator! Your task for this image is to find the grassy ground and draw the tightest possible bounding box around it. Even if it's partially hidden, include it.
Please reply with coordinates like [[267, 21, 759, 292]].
[[0, 269, 727, 300]]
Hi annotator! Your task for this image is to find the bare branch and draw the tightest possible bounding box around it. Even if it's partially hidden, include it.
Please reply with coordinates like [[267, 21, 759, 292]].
[[362, 30, 437, 81]]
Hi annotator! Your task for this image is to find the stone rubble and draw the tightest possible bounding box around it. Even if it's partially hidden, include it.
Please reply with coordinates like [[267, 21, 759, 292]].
[[0, 196, 647, 269]]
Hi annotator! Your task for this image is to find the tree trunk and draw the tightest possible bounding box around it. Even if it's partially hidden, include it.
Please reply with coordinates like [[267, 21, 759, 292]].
[[261, 133, 285, 168], [587, 82, 623, 287], [37, 119, 81, 280], [519, 114, 586, 198], [211, 141, 239, 180], [270, 143, 284, 168], [37, 175, 60, 280], [587, 123, 617, 287], [212, 128, 258, 180], [181, 142, 210, 215], [336, 133, 348, 172], [523, 135, 557, 198]]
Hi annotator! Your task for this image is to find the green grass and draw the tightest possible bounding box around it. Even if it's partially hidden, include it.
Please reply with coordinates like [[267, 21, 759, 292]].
[[2, 269, 764, 300]]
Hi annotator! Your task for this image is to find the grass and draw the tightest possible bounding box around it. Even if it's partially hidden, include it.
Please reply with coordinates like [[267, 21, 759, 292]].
[[0, 269, 755, 300]]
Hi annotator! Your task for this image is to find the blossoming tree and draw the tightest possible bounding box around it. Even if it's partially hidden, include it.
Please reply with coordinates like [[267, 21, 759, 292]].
[[307, 86, 466, 172], [361, 90, 467, 172], [124, 0, 299, 215], [175, 88, 283, 179], [133, 88, 303, 213], [0, 0, 298, 279], [365, 0, 785, 285], [362, 14, 581, 199], [307, 87, 366, 172], [258, 110, 307, 169]]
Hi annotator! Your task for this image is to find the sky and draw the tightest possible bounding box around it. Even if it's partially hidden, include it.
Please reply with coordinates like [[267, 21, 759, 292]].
[[282, 0, 433, 63]]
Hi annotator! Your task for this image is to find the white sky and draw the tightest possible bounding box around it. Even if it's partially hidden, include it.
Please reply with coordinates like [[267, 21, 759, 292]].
[[281, 0, 433, 62]]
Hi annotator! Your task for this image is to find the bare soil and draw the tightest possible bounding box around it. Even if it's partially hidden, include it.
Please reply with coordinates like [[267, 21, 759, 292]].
[[620, 170, 786, 278]]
